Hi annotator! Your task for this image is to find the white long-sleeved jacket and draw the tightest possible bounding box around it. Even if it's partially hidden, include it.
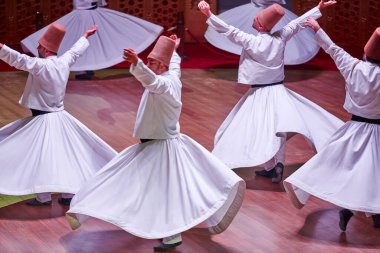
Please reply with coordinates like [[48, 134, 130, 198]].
[[0, 37, 89, 112], [315, 29, 380, 119], [130, 52, 182, 139]]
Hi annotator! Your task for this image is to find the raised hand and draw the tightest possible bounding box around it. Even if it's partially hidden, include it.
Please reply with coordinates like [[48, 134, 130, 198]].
[[170, 34, 181, 50], [84, 25, 97, 38], [318, 0, 337, 9], [123, 48, 138, 65], [198, 1, 212, 18], [305, 17, 321, 32]]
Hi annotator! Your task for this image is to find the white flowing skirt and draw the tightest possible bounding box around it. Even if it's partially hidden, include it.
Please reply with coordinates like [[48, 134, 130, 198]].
[[284, 121, 380, 213], [67, 134, 245, 239], [205, 3, 319, 65], [212, 85, 344, 168], [21, 8, 163, 71], [0, 111, 117, 195]]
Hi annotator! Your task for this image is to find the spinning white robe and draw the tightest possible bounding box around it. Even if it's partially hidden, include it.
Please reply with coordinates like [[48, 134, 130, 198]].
[[0, 37, 117, 195], [204, 0, 319, 65], [207, 7, 344, 169], [67, 52, 245, 239], [21, 0, 163, 71], [284, 29, 380, 213]]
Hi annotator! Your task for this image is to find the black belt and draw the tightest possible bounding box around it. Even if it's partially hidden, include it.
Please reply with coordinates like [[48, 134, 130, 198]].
[[87, 1, 98, 9], [251, 80, 284, 88], [140, 139, 154, 143], [351, 114, 380, 125], [31, 109, 51, 117]]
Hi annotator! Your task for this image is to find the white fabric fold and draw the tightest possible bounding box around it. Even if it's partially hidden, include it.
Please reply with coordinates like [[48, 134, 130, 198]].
[[67, 135, 245, 238], [284, 121, 380, 213], [21, 7, 163, 71], [0, 111, 117, 195], [212, 85, 344, 168]]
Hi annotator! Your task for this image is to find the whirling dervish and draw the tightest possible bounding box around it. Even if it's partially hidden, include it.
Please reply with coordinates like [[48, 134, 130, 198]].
[[204, 0, 320, 65]]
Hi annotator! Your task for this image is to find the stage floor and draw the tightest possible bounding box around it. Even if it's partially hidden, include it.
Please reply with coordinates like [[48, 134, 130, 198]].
[[0, 68, 379, 253]]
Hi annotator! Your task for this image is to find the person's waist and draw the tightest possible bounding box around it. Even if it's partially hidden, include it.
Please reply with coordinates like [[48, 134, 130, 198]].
[[29, 106, 63, 116], [351, 114, 380, 125], [30, 109, 52, 116], [88, 1, 98, 9], [251, 80, 284, 88], [75, 1, 98, 10]]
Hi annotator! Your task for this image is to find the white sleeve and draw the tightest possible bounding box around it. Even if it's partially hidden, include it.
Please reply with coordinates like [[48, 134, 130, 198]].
[[0, 45, 45, 75], [315, 29, 360, 81], [59, 36, 90, 67], [280, 7, 322, 42], [168, 52, 181, 79], [206, 14, 256, 49], [130, 59, 172, 94]]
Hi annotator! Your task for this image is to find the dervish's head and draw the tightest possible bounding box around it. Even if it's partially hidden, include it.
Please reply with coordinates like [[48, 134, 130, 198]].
[[147, 36, 176, 75], [363, 27, 380, 65], [252, 3, 284, 33], [37, 23, 66, 58]]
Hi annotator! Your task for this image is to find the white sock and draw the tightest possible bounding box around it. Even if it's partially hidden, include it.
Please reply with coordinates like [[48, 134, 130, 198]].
[[163, 234, 182, 244]]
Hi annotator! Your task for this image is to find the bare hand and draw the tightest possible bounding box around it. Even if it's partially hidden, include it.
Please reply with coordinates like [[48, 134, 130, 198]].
[[170, 34, 181, 50], [123, 48, 138, 65], [305, 17, 321, 32], [198, 1, 212, 18], [318, 0, 337, 9], [0, 43, 3, 50], [84, 25, 97, 38]]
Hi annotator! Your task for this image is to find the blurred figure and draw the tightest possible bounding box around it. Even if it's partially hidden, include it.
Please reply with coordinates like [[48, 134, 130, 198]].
[[21, 0, 163, 78]]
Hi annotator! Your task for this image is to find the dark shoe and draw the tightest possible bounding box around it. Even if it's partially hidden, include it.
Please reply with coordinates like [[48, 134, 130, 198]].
[[26, 198, 52, 206], [75, 71, 94, 80], [372, 214, 380, 228], [255, 169, 275, 178], [153, 241, 182, 251], [272, 163, 284, 184], [339, 209, 353, 232], [58, 198, 72, 206]]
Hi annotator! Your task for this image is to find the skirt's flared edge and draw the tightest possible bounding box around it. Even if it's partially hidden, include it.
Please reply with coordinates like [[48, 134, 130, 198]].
[[66, 178, 245, 239], [0, 186, 78, 196], [190, 179, 246, 235], [283, 179, 380, 214]]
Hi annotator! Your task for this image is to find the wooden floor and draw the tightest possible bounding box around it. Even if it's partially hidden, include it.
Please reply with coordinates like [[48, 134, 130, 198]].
[[0, 69, 379, 253]]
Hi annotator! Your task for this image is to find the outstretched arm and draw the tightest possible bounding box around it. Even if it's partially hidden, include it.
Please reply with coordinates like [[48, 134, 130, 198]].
[[168, 34, 181, 78], [198, 0, 212, 18], [126, 34, 181, 94], [60, 25, 97, 66], [281, 0, 337, 41], [123, 48, 138, 65], [306, 18, 359, 81], [0, 43, 45, 74], [198, 0, 256, 49], [126, 48, 171, 94], [83, 25, 97, 39]]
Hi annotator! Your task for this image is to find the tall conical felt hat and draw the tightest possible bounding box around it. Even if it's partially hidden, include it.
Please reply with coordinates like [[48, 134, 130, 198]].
[[255, 3, 285, 31], [147, 36, 176, 67], [364, 27, 380, 61], [38, 23, 66, 53]]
